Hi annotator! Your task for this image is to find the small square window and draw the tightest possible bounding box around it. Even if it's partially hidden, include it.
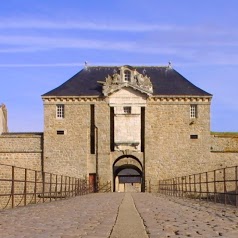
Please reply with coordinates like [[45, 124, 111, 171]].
[[190, 105, 197, 118], [123, 107, 131, 114], [56, 105, 64, 119]]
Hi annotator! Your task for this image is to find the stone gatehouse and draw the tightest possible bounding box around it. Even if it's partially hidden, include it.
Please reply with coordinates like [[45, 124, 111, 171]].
[[1, 64, 238, 192]]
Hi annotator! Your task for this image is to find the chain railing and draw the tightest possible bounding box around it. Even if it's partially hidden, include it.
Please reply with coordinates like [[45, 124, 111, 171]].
[[0, 163, 93, 210], [158, 165, 238, 206]]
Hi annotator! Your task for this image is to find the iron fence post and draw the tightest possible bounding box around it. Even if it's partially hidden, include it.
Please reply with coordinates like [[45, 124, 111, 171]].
[[224, 168, 227, 206], [24, 168, 27, 206], [199, 173, 201, 201], [11, 166, 15, 208], [214, 170, 216, 204], [206, 172, 209, 202], [42, 172, 45, 203], [34, 170, 37, 204], [49, 173, 52, 202], [236, 166, 238, 207]]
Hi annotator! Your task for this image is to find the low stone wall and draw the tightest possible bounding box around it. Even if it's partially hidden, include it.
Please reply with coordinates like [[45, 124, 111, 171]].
[[0, 133, 43, 171], [211, 133, 238, 152], [210, 133, 238, 169], [0, 133, 43, 208]]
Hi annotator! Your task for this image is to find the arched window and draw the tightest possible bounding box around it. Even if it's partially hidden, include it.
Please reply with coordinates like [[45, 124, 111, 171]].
[[124, 70, 131, 82]]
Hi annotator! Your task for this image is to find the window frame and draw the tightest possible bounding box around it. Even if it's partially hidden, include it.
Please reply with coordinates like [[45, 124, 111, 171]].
[[124, 70, 131, 82], [190, 104, 197, 119], [123, 106, 131, 114], [57, 130, 65, 135], [56, 104, 65, 119]]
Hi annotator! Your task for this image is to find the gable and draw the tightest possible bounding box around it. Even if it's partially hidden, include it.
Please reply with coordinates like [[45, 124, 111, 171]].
[[107, 88, 147, 107]]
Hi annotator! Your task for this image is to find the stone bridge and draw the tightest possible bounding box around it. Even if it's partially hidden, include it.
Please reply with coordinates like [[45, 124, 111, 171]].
[[0, 192, 238, 238]]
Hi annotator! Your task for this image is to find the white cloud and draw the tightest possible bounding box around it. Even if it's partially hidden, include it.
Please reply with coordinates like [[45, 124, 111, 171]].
[[0, 35, 196, 57], [0, 19, 187, 32], [0, 18, 233, 36], [0, 63, 83, 67]]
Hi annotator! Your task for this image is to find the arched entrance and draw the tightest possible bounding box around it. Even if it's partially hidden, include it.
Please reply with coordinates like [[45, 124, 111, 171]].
[[113, 155, 143, 192]]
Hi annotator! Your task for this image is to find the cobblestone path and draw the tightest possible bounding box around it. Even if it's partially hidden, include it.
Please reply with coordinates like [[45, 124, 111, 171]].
[[132, 193, 238, 238], [0, 193, 238, 238], [110, 193, 148, 238]]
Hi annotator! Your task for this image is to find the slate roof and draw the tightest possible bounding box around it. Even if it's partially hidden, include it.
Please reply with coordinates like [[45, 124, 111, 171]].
[[42, 66, 212, 97]]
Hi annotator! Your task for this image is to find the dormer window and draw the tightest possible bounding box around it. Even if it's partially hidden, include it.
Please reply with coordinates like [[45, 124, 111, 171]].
[[124, 70, 131, 82]]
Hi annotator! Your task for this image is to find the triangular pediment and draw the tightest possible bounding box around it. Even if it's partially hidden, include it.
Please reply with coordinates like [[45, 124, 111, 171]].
[[107, 87, 147, 106], [98, 65, 153, 96]]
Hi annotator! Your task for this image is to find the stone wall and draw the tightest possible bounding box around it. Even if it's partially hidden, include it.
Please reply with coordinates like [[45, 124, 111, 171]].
[[0, 133, 43, 208], [209, 133, 238, 170], [43, 99, 92, 179], [0, 133, 43, 170], [95, 102, 111, 184], [40, 95, 238, 193], [145, 98, 211, 188]]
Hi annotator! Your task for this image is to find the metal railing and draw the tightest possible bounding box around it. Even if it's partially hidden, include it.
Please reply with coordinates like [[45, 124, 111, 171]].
[[158, 165, 238, 206], [98, 181, 111, 192], [0, 163, 93, 209]]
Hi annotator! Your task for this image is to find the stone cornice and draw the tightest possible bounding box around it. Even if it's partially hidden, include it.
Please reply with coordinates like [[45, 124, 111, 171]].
[[42, 96, 104, 102], [148, 96, 212, 102], [42, 95, 212, 103]]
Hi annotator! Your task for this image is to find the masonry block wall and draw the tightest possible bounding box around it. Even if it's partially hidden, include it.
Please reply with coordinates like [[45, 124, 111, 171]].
[[0, 133, 43, 170], [145, 98, 211, 187], [209, 134, 238, 170], [0, 133, 43, 208], [43, 100, 92, 178], [95, 102, 111, 184]]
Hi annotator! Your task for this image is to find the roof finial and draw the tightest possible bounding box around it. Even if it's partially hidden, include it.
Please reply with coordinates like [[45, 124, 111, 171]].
[[168, 61, 172, 68], [84, 61, 88, 70]]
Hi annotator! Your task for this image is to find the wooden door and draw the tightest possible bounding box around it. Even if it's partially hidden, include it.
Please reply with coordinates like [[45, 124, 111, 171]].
[[89, 173, 96, 192]]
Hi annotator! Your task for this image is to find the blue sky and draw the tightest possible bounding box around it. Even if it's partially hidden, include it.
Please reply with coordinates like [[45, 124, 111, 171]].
[[0, 0, 237, 132]]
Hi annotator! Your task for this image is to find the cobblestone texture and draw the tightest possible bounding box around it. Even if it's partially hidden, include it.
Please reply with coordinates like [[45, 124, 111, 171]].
[[0, 193, 238, 238], [132, 193, 238, 238], [0, 193, 124, 238]]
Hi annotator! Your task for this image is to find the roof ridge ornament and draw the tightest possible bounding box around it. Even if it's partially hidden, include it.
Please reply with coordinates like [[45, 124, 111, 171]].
[[168, 61, 172, 69], [98, 66, 153, 96], [84, 61, 88, 70]]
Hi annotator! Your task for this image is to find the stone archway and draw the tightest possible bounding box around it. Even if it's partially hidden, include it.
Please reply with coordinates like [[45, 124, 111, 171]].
[[113, 155, 143, 192]]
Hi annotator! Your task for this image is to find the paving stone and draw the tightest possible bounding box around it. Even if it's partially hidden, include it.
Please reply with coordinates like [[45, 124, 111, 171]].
[[0, 193, 238, 237], [132, 193, 238, 238]]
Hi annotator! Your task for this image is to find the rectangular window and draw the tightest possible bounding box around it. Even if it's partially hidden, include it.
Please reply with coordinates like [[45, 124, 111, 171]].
[[190, 105, 197, 118], [190, 135, 198, 139], [56, 104, 64, 119], [123, 106, 131, 114], [57, 130, 64, 135], [124, 70, 131, 82]]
